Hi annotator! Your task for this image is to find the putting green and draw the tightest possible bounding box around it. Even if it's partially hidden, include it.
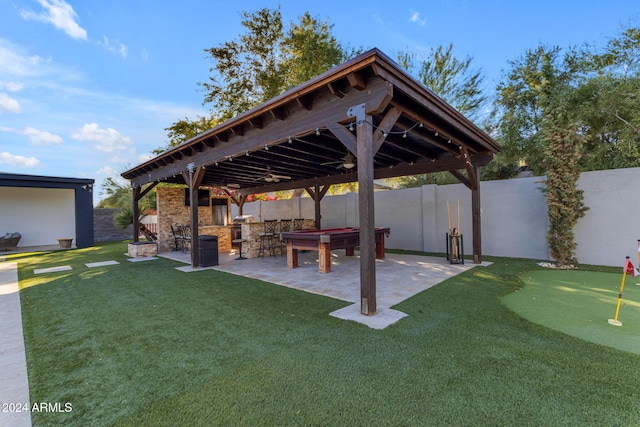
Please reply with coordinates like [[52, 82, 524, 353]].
[[503, 270, 640, 355]]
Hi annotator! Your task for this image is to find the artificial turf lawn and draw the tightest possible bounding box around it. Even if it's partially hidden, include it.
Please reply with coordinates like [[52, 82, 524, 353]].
[[13, 242, 640, 425], [503, 269, 640, 355]]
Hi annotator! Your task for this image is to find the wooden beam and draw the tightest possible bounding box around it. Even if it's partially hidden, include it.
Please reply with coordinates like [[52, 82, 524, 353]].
[[305, 184, 329, 229], [372, 106, 401, 153], [460, 146, 478, 190], [248, 118, 263, 129], [230, 125, 244, 136], [449, 170, 471, 189], [186, 165, 206, 268], [471, 163, 482, 264], [128, 78, 393, 187], [328, 125, 357, 155], [270, 107, 286, 121], [347, 72, 366, 90], [138, 181, 159, 199], [327, 82, 344, 98], [357, 113, 376, 316], [132, 187, 141, 243], [296, 95, 313, 111]]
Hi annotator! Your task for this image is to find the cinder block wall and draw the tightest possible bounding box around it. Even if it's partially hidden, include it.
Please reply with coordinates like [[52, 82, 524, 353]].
[[93, 208, 133, 242]]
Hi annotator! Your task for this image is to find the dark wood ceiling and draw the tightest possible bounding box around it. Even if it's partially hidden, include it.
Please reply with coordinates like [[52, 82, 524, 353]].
[[122, 48, 500, 194]]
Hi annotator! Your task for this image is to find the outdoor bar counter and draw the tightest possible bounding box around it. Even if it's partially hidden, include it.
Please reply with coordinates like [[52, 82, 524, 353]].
[[240, 219, 315, 259]]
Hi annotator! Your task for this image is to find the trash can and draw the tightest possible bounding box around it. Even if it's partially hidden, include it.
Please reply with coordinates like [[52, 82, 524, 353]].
[[198, 235, 219, 267]]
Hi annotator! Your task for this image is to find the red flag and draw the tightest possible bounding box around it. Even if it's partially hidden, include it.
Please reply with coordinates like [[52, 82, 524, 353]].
[[625, 259, 636, 277]]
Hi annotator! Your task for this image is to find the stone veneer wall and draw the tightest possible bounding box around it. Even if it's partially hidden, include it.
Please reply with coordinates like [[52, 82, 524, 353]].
[[156, 187, 232, 253]]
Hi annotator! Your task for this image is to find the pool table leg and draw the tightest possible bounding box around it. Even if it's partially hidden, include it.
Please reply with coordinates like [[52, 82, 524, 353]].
[[318, 241, 331, 273], [287, 241, 298, 268], [375, 235, 386, 259]]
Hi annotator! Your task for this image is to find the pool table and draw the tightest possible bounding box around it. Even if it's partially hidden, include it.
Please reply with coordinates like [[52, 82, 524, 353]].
[[280, 227, 390, 273]]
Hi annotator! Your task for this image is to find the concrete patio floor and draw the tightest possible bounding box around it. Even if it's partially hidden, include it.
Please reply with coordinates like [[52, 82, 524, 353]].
[[159, 249, 490, 329]]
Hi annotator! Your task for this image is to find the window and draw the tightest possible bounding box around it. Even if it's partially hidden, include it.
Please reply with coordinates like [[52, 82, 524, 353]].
[[211, 198, 228, 225]]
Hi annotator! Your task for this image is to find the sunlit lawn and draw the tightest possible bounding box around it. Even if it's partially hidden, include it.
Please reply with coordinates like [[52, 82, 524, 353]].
[[12, 242, 640, 426]]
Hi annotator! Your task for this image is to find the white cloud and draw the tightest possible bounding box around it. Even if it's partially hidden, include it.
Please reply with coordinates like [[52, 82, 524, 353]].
[[0, 151, 40, 168], [410, 11, 427, 26], [97, 36, 128, 59], [23, 127, 63, 146], [20, 0, 87, 41], [0, 81, 23, 92], [0, 93, 22, 113], [71, 123, 132, 153]]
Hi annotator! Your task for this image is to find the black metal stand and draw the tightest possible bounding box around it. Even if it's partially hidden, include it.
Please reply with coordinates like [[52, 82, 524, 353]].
[[446, 232, 464, 264]]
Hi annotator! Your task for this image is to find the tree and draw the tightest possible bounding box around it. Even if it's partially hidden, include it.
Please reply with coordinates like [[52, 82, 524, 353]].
[[157, 115, 218, 154], [398, 44, 487, 120], [496, 27, 640, 174], [97, 177, 156, 229], [538, 53, 588, 265], [495, 45, 588, 265], [396, 44, 497, 187], [572, 26, 640, 171], [199, 7, 348, 122]]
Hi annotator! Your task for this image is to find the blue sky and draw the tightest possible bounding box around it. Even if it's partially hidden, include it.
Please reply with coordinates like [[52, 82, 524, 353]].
[[1, 0, 639, 203]]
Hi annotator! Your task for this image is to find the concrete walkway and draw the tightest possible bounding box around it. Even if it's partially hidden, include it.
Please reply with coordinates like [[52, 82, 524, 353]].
[[0, 261, 32, 427], [160, 249, 490, 329]]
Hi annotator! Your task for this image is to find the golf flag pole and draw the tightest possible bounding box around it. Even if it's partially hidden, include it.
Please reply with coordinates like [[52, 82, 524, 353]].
[[608, 256, 635, 326], [637, 239, 640, 285]]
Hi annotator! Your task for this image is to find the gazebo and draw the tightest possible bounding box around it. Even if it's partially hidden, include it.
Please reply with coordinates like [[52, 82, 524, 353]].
[[122, 48, 500, 316]]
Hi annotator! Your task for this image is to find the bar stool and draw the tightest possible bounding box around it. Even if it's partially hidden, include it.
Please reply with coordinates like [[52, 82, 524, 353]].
[[258, 220, 278, 258], [278, 219, 292, 255], [232, 238, 247, 260]]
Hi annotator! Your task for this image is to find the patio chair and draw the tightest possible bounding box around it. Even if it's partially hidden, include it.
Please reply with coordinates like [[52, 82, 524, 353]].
[[177, 224, 191, 253], [258, 220, 278, 258], [170, 225, 181, 251], [278, 219, 292, 255], [293, 218, 305, 231]]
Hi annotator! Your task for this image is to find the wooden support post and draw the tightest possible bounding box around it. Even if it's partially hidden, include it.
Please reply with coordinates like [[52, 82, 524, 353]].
[[184, 163, 205, 268], [132, 186, 141, 243], [305, 184, 329, 230], [352, 104, 377, 316], [471, 164, 482, 264]]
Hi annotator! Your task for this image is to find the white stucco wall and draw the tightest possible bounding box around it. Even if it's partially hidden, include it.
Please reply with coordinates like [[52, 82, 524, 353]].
[[575, 168, 640, 266], [0, 187, 76, 247], [232, 167, 640, 267]]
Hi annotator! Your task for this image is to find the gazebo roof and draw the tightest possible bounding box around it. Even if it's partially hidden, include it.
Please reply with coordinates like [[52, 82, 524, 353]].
[[122, 48, 499, 193]]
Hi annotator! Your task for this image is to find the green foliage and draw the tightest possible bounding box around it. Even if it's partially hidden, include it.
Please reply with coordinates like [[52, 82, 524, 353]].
[[96, 177, 156, 229], [199, 7, 348, 121], [397, 172, 460, 188], [538, 54, 588, 264], [495, 45, 588, 265], [158, 115, 218, 153], [280, 12, 346, 88], [397, 44, 491, 188], [496, 26, 640, 174], [398, 44, 487, 120]]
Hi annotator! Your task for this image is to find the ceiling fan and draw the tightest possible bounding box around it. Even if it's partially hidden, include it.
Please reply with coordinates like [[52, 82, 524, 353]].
[[263, 172, 291, 183], [253, 167, 291, 183], [219, 181, 240, 190], [322, 153, 356, 169]]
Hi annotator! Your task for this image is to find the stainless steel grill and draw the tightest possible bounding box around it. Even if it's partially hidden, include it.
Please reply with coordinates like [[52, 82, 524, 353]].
[[231, 215, 254, 241]]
